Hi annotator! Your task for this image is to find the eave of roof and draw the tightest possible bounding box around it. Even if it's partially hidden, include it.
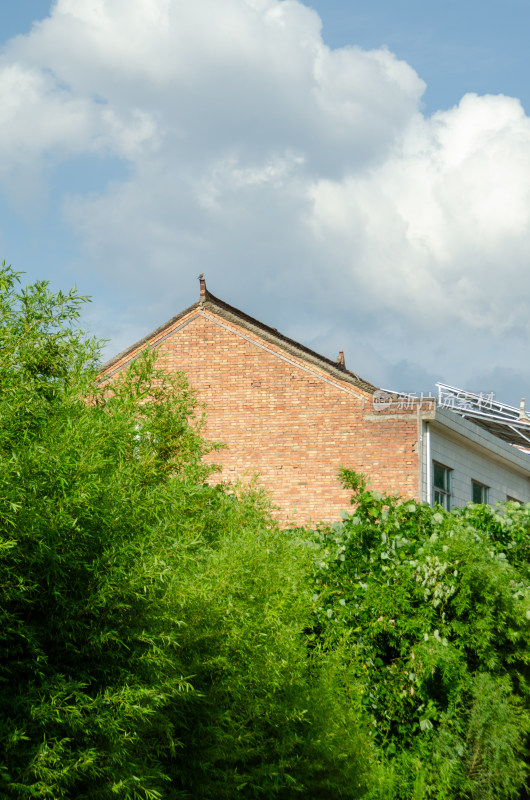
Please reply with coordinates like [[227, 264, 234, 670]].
[[435, 383, 530, 451], [453, 412, 530, 450], [100, 282, 378, 395], [432, 406, 530, 471]]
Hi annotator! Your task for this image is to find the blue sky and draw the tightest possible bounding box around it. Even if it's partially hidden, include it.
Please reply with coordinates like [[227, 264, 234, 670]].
[[1, 0, 530, 405], [309, 0, 530, 114]]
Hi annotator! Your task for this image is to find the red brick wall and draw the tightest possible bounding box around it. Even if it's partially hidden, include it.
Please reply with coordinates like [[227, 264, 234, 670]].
[[105, 307, 421, 525]]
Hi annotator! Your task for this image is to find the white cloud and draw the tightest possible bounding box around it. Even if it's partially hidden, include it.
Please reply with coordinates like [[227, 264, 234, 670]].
[[308, 92, 530, 336], [4, 0, 423, 168], [0, 0, 529, 400], [0, 64, 95, 162]]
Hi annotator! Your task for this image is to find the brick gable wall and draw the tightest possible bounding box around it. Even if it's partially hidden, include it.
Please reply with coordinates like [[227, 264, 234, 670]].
[[104, 306, 421, 525]]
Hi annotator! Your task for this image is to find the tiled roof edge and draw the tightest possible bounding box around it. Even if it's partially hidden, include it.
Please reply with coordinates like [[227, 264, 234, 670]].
[[201, 288, 377, 394]]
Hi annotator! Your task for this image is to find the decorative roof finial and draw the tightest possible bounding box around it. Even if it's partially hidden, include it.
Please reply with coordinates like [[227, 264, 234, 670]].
[[198, 273, 206, 302], [337, 350, 345, 370]]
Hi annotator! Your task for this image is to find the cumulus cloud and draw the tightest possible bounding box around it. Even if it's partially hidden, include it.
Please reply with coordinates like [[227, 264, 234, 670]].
[[1, 0, 529, 401], [309, 93, 530, 330]]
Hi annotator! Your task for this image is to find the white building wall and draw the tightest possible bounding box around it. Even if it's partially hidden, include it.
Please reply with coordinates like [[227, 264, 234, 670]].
[[422, 409, 530, 507]]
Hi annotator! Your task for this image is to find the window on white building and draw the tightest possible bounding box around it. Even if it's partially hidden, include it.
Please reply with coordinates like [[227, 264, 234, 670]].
[[433, 462, 452, 510], [471, 480, 489, 504]]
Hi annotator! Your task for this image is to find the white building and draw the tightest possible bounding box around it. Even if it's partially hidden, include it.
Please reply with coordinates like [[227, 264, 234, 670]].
[[420, 385, 530, 508]]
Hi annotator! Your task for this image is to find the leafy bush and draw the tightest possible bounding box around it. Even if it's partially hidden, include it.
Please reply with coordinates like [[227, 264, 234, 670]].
[[310, 469, 530, 799]]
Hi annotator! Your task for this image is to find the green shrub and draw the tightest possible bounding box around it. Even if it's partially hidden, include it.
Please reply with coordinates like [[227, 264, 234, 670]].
[[310, 469, 530, 799]]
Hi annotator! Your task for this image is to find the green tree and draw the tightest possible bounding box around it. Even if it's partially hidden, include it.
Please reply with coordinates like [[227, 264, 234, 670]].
[[0, 263, 216, 798], [0, 264, 370, 799]]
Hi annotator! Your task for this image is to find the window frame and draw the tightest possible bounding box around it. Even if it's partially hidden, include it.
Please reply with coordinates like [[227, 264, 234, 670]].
[[471, 480, 489, 505], [433, 461, 452, 510]]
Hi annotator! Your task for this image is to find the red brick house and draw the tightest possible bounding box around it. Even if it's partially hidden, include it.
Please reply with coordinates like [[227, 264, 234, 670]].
[[101, 277, 530, 525]]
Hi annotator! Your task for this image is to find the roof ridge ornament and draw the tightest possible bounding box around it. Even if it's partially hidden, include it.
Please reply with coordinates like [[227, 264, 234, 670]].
[[198, 273, 206, 303]]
